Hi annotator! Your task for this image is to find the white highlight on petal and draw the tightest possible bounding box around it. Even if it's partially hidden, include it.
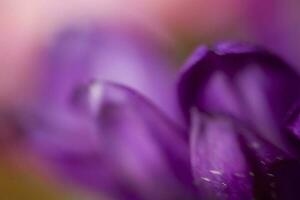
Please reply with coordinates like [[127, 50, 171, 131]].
[[251, 142, 260, 149], [88, 81, 104, 113], [201, 177, 211, 182], [209, 170, 222, 175], [234, 173, 246, 178]]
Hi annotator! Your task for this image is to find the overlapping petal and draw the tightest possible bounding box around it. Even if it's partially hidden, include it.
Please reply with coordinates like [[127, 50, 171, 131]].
[[178, 42, 300, 146], [25, 81, 197, 200], [179, 42, 300, 199], [37, 25, 179, 122], [190, 111, 252, 199], [191, 111, 300, 200]]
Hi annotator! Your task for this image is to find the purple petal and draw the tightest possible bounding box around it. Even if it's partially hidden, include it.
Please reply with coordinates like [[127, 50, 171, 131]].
[[284, 105, 300, 155], [27, 81, 197, 199], [190, 111, 253, 199], [240, 131, 300, 200], [191, 111, 300, 199], [178, 42, 300, 146], [37, 25, 180, 123]]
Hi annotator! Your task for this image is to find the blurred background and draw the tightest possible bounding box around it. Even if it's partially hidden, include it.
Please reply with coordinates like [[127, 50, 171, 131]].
[[0, 0, 300, 199], [2, 0, 300, 106]]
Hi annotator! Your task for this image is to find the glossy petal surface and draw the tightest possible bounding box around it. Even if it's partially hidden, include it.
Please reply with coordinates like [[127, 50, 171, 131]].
[[191, 111, 300, 200], [190, 112, 252, 199], [178, 42, 300, 146]]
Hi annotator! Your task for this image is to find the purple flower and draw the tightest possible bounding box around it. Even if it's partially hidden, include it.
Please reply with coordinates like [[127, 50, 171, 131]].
[[17, 28, 300, 200], [178, 42, 300, 146], [26, 81, 197, 199], [21, 25, 197, 199], [178, 42, 300, 199], [35, 24, 180, 123]]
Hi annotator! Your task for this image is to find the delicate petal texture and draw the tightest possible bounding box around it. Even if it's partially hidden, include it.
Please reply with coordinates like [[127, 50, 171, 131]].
[[191, 111, 300, 200], [25, 81, 197, 200], [190, 112, 252, 199], [37, 25, 180, 123], [178, 42, 300, 146]]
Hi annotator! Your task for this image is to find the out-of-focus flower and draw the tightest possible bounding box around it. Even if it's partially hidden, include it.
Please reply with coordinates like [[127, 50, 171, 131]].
[[35, 24, 180, 123], [178, 42, 300, 199], [18, 25, 197, 199], [25, 81, 197, 199], [5, 15, 300, 198]]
